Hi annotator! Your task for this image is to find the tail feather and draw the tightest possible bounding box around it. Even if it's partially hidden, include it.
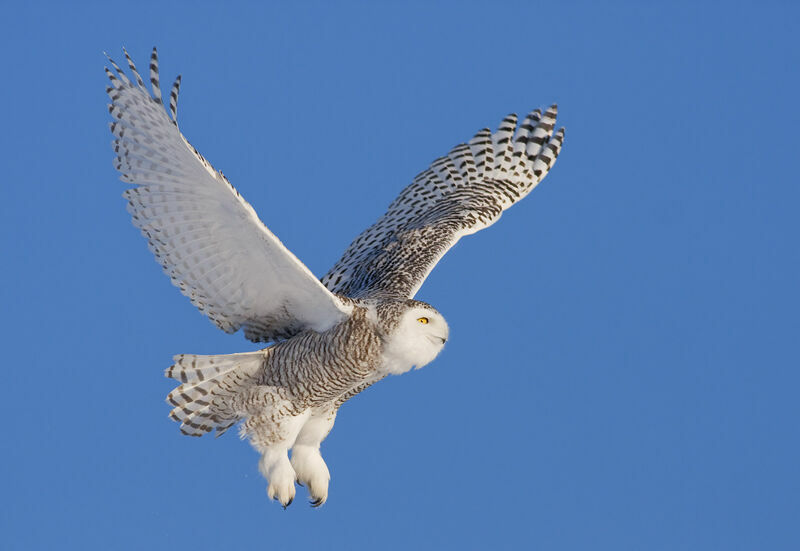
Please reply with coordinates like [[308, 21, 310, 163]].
[[165, 350, 266, 437]]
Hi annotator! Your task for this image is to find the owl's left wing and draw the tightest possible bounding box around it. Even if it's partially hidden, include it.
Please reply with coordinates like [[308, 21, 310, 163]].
[[322, 107, 565, 300], [106, 49, 352, 342]]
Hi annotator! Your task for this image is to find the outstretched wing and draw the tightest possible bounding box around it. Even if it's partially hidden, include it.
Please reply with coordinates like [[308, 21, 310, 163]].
[[106, 48, 351, 342], [321, 107, 565, 299]]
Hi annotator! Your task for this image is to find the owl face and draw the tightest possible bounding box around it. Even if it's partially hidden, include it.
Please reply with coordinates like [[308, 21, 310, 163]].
[[380, 304, 449, 375]]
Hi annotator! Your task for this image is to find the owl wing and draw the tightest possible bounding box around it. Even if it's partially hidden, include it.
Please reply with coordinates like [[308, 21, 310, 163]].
[[106, 49, 351, 342], [322, 107, 565, 299]]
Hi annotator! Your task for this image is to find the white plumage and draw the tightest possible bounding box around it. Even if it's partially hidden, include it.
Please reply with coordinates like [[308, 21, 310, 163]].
[[106, 48, 564, 507]]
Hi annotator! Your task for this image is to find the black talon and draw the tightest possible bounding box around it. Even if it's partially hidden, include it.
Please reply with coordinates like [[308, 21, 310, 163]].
[[309, 497, 324, 508], [282, 496, 293, 509]]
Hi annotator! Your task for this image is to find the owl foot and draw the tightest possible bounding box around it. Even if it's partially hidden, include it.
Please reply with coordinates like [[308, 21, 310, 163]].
[[260, 451, 297, 507], [291, 445, 330, 507]]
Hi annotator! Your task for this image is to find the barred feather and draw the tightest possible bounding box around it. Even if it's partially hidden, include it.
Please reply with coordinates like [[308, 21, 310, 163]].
[[149, 47, 163, 105], [165, 351, 266, 437], [168, 75, 181, 122], [122, 47, 145, 89]]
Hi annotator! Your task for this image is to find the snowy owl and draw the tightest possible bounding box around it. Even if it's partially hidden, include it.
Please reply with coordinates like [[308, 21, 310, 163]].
[[105, 48, 564, 508]]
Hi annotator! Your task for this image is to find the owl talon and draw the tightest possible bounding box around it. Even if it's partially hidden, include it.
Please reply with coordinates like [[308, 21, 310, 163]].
[[309, 497, 324, 508]]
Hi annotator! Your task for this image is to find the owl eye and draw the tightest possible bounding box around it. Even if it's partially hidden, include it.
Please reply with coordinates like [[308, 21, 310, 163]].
[[417, 317, 429, 324]]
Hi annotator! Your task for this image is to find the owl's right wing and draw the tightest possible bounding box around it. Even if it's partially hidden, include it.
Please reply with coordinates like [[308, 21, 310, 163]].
[[106, 48, 351, 342]]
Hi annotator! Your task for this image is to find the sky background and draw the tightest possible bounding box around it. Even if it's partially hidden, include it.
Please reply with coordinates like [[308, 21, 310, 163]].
[[1, 1, 798, 549]]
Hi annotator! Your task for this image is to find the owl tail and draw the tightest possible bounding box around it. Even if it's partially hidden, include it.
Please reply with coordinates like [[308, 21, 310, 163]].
[[164, 350, 266, 437]]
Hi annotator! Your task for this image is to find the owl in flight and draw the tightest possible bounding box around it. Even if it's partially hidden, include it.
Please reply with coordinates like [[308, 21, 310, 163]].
[[105, 48, 564, 508]]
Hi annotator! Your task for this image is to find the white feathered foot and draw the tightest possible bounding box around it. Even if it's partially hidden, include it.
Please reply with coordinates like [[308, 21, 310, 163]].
[[259, 447, 298, 508], [291, 411, 337, 507], [247, 410, 311, 508]]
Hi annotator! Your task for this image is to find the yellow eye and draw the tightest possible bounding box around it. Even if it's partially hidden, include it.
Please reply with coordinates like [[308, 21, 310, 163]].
[[417, 317, 429, 324]]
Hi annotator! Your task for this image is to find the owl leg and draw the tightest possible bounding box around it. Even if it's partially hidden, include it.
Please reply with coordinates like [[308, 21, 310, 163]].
[[291, 410, 337, 507], [247, 409, 311, 508], [259, 447, 296, 508]]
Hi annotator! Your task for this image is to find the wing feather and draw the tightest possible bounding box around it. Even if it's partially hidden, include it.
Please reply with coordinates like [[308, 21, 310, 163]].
[[107, 48, 351, 342], [322, 106, 564, 299]]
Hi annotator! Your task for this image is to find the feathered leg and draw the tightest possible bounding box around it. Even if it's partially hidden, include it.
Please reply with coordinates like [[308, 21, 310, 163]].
[[245, 407, 311, 508], [291, 409, 337, 507]]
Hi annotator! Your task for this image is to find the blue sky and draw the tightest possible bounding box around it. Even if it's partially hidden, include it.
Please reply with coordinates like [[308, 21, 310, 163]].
[[2, 1, 798, 549]]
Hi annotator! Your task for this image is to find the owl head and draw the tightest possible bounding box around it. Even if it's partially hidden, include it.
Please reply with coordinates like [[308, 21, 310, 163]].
[[378, 300, 449, 375]]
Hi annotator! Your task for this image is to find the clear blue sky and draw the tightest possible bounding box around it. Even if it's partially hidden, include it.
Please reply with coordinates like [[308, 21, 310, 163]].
[[2, 1, 798, 549]]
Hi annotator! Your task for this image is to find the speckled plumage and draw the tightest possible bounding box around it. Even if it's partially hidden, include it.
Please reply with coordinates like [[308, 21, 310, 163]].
[[106, 48, 564, 507], [322, 108, 563, 300]]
